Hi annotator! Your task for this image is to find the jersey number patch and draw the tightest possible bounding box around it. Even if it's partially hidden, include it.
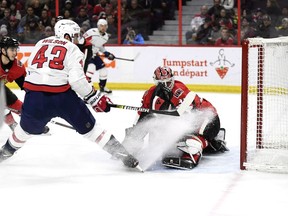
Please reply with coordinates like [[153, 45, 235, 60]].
[[31, 45, 67, 70]]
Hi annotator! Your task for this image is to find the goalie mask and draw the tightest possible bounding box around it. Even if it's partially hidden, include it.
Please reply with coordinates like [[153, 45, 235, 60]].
[[54, 19, 80, 43], [153, 66, 175, 90]]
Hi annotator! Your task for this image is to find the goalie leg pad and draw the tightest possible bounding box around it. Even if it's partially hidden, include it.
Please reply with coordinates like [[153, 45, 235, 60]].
[[204, 128, 229, 153], [162, 156, 198, 170]]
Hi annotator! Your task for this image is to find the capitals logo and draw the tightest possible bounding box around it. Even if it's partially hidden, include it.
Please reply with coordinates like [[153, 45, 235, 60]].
[[210, 49, 235, 79]]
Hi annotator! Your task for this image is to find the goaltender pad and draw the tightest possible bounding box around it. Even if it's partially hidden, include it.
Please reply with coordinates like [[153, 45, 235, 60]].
[[241, 37, 288, 173]]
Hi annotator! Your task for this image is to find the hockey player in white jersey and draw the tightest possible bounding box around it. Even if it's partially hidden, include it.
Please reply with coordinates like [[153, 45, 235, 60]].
[[0, 19, 141, 171], [83, 19, 115, 93]]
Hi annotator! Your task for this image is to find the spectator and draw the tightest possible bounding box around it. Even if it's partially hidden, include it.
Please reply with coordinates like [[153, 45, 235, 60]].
[[216, 8, 234, 31], [255, 14, 273, 38], [7, 16, 19, 39], [240, 16, 256, 42], [0, 0, 8, 19], [74, 7, 90, 27], [40, 25, 53, 39], [76, 0, 94, 17], [106, 14, 117, 44], [62, 9, 73, 20], [30, 0, 43, 18], [0, 24, 8, 39], [265, 0, 281, 26], [186, 5, 209, 44], [207, 0, 225, 24], [274, 17, 288, 37], [275, 5, 288, 26], [40, 8, 51, 27], [18, 6, 40, 29], [93, 0, 109, 16], [123, 27, 144, 44], [61, 0, 74, 17], [214, 27, 234, 45], [0, 8, 10, 27], [193, 17, 213, 45], [221, 0, 234, 10], [23, 17, 42, 44]]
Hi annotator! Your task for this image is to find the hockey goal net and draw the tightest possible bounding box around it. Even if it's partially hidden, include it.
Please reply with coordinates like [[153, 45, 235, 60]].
[[241, 37, 288, 173]]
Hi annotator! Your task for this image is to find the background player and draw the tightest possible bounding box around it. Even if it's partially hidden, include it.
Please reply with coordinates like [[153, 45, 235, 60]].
[[83, 19, 115, 94], [0, 20, 140, 171], [0, 37, 49, 133], [124, 66, 228, 169], [0, 37, 25, 131]]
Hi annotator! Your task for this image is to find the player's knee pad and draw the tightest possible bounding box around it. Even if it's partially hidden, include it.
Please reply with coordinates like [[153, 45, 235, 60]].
[[8, 125, 32, 149], [199, 115, 220, 141], [83, 124, 112, 148], [98, 67, 108, 80]]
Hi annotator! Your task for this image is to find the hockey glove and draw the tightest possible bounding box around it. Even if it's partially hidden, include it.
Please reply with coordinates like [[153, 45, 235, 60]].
[[104, 51, 115, 60], [84, 90, 113, 112], [155, 83, 172, 102]]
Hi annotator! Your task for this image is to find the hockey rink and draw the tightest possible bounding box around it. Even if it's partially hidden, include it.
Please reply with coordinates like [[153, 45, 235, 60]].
[[0, 90, 287, 216]]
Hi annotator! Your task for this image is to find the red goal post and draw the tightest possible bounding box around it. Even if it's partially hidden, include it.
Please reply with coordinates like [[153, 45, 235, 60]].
[[241, 37, 288, 172]]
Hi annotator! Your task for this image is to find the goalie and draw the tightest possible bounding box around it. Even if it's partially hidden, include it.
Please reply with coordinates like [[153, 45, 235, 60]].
[[124, 66, 228, 169]]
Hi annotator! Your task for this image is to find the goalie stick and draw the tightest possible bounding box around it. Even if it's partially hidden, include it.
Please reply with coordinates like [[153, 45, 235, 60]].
[[110, 104, 179, 116], [110, 91, 196, 116]]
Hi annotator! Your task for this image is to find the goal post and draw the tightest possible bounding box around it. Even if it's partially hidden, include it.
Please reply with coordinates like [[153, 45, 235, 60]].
[[241, 37, 288, 172]]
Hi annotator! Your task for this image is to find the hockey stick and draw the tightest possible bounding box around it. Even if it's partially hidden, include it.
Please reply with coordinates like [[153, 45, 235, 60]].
[[115, 53, 140, 62], [50, 120, 75, 130], [115, 57, 134, 61]]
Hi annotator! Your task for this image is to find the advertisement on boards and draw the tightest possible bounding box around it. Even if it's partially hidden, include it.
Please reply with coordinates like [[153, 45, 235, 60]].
[[17, 46, 241, 91]]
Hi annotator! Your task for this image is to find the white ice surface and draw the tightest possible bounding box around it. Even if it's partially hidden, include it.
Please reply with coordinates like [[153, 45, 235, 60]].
[[0, 90, 287, 216]]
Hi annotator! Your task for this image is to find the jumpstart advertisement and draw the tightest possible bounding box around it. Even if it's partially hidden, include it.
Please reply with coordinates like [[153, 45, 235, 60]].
[[17, 46, 242, 92]]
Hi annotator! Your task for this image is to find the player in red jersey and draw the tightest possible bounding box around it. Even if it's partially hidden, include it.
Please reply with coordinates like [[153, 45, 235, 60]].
[[0, 37, 27, 130], [0, 20, 140, 171], [0, 37, 49, 133], [124, 66, 228, 169]]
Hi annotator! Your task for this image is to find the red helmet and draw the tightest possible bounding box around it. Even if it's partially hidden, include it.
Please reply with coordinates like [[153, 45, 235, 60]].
[[153, 66, 174, 90]]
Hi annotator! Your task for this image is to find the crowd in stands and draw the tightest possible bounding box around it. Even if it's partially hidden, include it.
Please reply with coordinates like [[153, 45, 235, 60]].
[[0, 0, 287, 46], [0, 0, 180, 44], [185, 0, 288, 45]]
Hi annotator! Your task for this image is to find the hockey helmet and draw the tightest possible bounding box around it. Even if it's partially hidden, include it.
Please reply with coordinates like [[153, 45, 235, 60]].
[[153, 66, 175, 90], [97, 19, 108, 27], [54, 19, 80, 43], [0, 37, 19, 49]]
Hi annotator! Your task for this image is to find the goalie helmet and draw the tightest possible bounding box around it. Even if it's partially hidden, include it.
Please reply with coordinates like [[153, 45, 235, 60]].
[[153, 66, 175, 90], [54, 19, 80, 43]]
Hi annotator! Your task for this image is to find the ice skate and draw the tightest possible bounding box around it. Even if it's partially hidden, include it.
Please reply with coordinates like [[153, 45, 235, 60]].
[[100, 86, 112, 94]]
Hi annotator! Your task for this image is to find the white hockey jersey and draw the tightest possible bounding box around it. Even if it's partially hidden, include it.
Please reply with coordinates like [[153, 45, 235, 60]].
[[83, 28, 109, 56], [24, 36, 86, 93]]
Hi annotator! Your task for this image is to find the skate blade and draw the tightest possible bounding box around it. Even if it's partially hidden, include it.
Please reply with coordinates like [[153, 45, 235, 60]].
[[135, 165, 144, 173], [162, 163, 192, 170]]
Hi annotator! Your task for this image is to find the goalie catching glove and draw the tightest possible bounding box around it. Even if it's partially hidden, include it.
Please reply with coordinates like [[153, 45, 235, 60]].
[[84, 88, 113, 112]]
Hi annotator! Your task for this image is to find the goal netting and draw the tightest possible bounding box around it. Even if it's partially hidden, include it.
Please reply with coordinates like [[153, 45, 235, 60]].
[[241, 37, 288, 173]]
